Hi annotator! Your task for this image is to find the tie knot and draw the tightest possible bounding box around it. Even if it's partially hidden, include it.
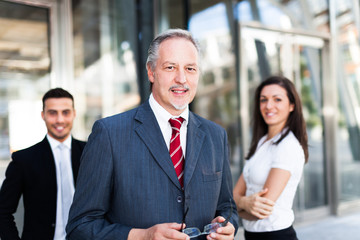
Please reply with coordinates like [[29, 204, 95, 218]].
[[169, 117, 184, 131], [58, 144, 66, 151]]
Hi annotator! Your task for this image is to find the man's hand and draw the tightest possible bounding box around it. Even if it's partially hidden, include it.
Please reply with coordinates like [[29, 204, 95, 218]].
[[243, 188, 275, 219], [206, 216, 235, 240], [128, 223, 190, 240]]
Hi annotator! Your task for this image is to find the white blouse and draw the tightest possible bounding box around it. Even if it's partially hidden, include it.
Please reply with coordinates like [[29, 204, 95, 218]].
[[242, 130, 305, 232]]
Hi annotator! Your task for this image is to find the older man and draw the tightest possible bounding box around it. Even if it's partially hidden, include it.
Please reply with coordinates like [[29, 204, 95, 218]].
[[66, 29, 238, 240]]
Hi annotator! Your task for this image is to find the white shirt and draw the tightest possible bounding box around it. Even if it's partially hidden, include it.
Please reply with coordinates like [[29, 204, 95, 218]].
[[242, 130, 305, 232], [47, 134, 74, 240], [148, 93, 189, 155]]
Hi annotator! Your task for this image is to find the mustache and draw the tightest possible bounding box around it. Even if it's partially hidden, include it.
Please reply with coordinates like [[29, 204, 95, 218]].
[[169, 85, 190, 91]]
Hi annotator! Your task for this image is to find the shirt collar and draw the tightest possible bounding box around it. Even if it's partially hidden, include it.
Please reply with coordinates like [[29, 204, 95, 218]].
[[268, 127, 289, 143], [149, 93, 189, 125], [47, 134, 72, 150]]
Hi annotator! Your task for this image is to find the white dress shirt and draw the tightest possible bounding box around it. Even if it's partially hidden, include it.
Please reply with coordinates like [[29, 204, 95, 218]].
[[242, 130, 305, 232], [149, 93, 189, 155], [47, 134, 74, 240]]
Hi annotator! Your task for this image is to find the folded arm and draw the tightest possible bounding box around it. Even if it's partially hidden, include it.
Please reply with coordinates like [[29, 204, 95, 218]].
[[233, 169, 290, 221]]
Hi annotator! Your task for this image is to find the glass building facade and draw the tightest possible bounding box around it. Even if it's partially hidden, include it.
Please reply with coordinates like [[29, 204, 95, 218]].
[[1, 0, 360, 232]]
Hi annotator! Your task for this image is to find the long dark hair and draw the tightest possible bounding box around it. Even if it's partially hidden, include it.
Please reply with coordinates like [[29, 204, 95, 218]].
[[245, 76, 309, 163]]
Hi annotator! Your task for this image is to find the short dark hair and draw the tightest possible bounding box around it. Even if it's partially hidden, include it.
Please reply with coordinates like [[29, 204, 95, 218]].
[[42, 88, 74, 110], [246, 75, 309, 162]]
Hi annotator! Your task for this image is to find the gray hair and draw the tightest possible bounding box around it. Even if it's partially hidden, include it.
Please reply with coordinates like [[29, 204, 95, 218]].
[[146, 29, 200, 72]]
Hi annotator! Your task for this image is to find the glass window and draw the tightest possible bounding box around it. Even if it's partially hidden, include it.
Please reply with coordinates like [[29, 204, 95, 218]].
[[239, 0, 330, 32], [237, 0, 292, 28], [297, 46, 326, 209], [236, 1, 252, 22], [0, 1, 50, 162], [257, 0, 292, 29], [72, 0, 140, 137], [188, 3, 242, 182], [156, 0, 185, 33], [335, 1, 360, 201]]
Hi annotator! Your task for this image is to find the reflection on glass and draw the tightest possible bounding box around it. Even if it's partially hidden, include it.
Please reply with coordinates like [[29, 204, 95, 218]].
[[188, 3, 242, 182], [72, 0, 140, 138], [335, 7, 360, 200], [236, 1, 252, 22], [298, 47, 326, 208], [156, 0, 184, 33], [257, 0, 292, 29], [0, 1, 50, 160], [236, 0, 330, 33]]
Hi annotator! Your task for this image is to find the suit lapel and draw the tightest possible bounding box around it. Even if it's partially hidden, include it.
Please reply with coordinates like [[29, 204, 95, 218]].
[[134, 102, 182, 189], [71, 138, 82, 185], [41, 137, 56, 179], [40, 137, 57, 202], [183, 112, 205, 189]]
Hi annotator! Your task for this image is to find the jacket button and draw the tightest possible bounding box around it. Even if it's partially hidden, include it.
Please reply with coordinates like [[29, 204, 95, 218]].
[[51, 223, 55, 227], [177, 196, 183, 203]]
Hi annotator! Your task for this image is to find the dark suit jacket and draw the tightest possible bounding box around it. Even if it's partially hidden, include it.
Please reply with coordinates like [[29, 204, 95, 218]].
[[0, 137, 86, 240], [66, 101, 239, 240]]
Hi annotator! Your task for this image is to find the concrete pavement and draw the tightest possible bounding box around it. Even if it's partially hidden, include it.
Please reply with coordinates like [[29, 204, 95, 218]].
[[296, 211, 360, 240], [234, 211, 360, 240]]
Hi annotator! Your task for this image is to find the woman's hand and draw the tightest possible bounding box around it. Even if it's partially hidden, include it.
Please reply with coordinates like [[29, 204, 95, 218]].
[[241, 188, 275, 219], [233, 175, 275, 220]]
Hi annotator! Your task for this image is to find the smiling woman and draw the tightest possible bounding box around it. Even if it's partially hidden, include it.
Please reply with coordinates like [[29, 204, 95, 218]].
[[259, 84, 294, 140], [233, 76, 308, 240]]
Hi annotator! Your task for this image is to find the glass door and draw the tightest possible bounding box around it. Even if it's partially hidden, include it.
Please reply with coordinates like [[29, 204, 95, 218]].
[[0, 0, 51, 162], [0, 0, 53, 231], [239, 25, 329, 216]]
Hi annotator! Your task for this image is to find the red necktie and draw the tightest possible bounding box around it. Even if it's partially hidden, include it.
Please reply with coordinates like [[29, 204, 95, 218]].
[[169, 117, 185, 188]]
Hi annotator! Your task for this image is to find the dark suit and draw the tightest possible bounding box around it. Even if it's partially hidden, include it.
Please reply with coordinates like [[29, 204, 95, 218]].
[[66, 101, 239, 240], [0, 137, 86, 240]]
